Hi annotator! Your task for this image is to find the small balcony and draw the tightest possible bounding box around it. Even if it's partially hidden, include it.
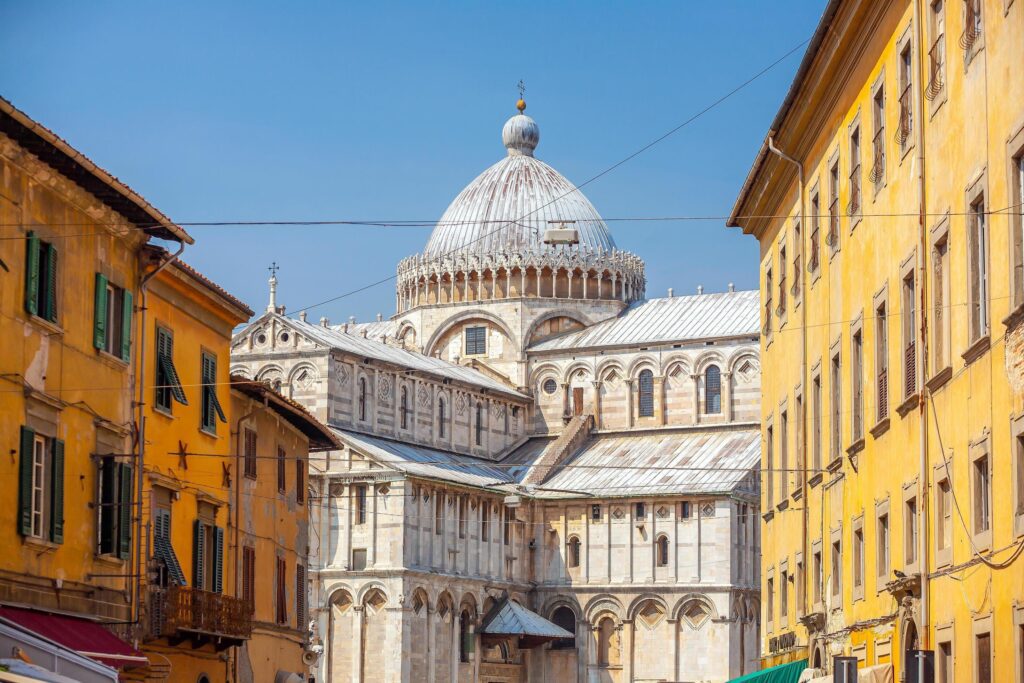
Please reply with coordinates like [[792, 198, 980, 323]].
[[148, 586, 252, 651]]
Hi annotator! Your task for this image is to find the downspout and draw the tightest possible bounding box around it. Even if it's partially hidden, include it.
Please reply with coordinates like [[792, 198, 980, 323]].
[[913, 0, 930, 654], [767, 135, 809, 624], [232, 396, 265, 681], [133, 241, 185, 644]]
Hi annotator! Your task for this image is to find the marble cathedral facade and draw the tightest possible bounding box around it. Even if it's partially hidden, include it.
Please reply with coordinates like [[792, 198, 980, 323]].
[[231, 101, 762, 683]]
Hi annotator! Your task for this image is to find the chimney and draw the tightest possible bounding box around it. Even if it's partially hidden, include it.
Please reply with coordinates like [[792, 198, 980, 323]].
[[319, 317, 329, 327], [697, 285, 704, 295], [728, 282, 736, 293], [376, 313, 383, 322], [667, 288, 674, 298]]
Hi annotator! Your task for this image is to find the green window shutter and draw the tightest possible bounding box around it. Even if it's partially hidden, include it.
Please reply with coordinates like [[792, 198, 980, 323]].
[[93, 273, 108, 349], [24, 233, 40, 316], [99, 459, 117, 554], [213, 526, 224, 593], [44, 244, 58, 323], [120, 289, 133, 361], [118, 463, 133, 559], [18, 426, 35, 536], [50, 439, 64, 544], [193, 519, 206, 590]]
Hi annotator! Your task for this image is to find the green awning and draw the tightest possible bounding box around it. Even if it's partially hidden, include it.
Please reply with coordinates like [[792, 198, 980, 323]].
[[728, 659, 808, 683]]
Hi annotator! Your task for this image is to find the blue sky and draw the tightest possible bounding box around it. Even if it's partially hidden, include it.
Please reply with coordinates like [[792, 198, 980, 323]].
[[1, 2, 823, 322]]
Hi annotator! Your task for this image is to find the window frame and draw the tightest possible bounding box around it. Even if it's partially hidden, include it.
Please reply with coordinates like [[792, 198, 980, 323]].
[[277, 446, 287, 494], [827, 151, 842, 255], [1013, 414, 1024, 539], [23, 232, 59, 325], [847, 116, 864, 226], [851, 515, 865, 601], [930, 215, 952, 379], [926, 0, 948, 113], [896, 28, 916, 160], [900, 252, 919, 401], [829, 339, 842, 466], [903, 483, 920, 573], [970, 436, 992, 550], [965, 172, 990, 351], [934, 461, 954, 567], [464, 325, 487, 356], [809, 182, 822, 280], [875, 499, 891, 585], [1006, 124, 1024, 313], [870, 73, 887, 194], [850, 315, 865, 444], [704, 365, 722, 415], [637, 369, 655, 418], [200, 350, 225, 434]]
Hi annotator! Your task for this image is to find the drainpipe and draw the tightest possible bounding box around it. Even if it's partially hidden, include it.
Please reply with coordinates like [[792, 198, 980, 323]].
[[232, 396, 264, 683], [767, 135, 809, 623], [913, 0, 931, 655], [133, 241, 185, 643]]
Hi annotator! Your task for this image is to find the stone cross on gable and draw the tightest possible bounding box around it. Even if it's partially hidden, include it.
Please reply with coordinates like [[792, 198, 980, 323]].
[[267, 262, 279, 313]]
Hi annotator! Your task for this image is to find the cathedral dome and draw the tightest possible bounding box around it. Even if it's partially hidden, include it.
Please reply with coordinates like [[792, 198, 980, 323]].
[[421, 103, 616, 258]]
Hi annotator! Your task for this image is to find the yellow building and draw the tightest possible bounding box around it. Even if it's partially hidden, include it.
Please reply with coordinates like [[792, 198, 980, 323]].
[[729, 0, 1024, 681], [0, 96, 192, 681]]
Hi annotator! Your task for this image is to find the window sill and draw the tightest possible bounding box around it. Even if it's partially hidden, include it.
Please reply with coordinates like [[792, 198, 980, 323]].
[[926, 366, 953, 393], [934, 550, 952, 569], [27, 314, 63, 336], [961, 335, 991, 366], [199, 426, 220, 439], [971, 531, 992, 554], [777, 499, 790, 513], [792, 486, 803, 502], [846, 438, 866, 457], [808, 472, 824, 488], [94, 553, 127, 566], [826, 457, 843, 474], [895, 392, 920, 417], [1002, 301, 1024, 328], [96, 350, 130, 370], [153, 406, 176, 420], [763, 510, 775, 523], [869, 417, 891, 439], [22, 536, 59, 552], [849, 214, 863, 232]]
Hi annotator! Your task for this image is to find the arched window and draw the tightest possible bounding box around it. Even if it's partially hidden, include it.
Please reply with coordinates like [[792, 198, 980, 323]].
[[459, 610, 472, 663], [656, 534, 670, 567], [597, 617, 617, 667], [358, 377, 367, 421], [567, 536, 581, 568], [705, 365, 722, 414], [438, 397, 446, 438], [475, 403, 484, 445], [400, 387, 409, 430], [551, 606, 576, 650], [638, 369, 654, 417]]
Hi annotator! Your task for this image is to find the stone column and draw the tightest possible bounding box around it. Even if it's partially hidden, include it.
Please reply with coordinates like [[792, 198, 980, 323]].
[[670, 618, 681, 680], [536, 267, 542, 297], [691, 374, 702, 425], [622, 621, 633, 682], [591, 380, 603, 429], [583, 271, 589, 299], [723, 371, 734, 421], [567, 270, 574, 299], [625, 379, 635, 428], [352, 605, 364, 683], [372, 368, 380, 432], [561, 382, 571, 421], [654, 374, 667, 426], [520, 266, 526, 297], [427, 606, 436, 683], [369, 484, 378, 566]]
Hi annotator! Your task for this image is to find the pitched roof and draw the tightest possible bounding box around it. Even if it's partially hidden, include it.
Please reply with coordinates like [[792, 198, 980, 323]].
[[0, 97, 192, 244], [528, 290, 759, 352], [479, 598, 573, 640], [145, 246, 254, 318], [231, 375, 340, 450]]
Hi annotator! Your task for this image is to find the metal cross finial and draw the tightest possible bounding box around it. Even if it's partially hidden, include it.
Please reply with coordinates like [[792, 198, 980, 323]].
[[516, 80, 526, 99], [268, 261, 279, 279]]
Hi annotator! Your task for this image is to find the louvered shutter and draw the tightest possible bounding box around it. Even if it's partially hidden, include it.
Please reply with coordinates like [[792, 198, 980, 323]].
[[120, 289, 133, 361], [50, 439, 64, 544], [118, 463, 133, 559], [193, 520, 206, 590], [205, 355, 226, 423], [296, 564, 306, 629], [213, 526, 224, 593], [44, 244, 57, 322], [24, 233, 40, 316], [17, 426, 35, 536], [93, 273, 108, 349], [99, 459, 117, 553]]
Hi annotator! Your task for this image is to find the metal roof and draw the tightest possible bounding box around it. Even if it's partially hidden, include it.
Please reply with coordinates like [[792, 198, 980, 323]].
[[500, 437, 558, 483], [422, 107, 616, 258], [528, 290, 760, 352], [276, 316, 527, 400], [480, 598, 573, 640], [331, 319, 400, 342], [537, 428, 760, 497], [331, 428, 513, 489]]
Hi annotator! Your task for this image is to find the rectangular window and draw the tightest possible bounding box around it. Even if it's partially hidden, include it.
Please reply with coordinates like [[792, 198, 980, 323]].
[[813, 548, 823, 606], [1013, 150, 1024, 308], [23, 233, 58, 323], [592, 504, 601, 520], [296, 457, 305, 504], [848, 125, 862, 218], [780, 411, 789, 500], [932, 232, 951, 371], [351, 548, 367, 571], [635, 502, 646, 519], [97, 458, 132, 559], [277, 446, 286, 493], [937, 640, 952, 683], [464, 326, 487, 355], [766, 424, 775, 506], [778, 244, 787, 317], [458, 496, 466, 539], [1017, 433, 1024, 520], [155, 327, 187, 413], [435, 494, 444, 535], [927, 0, 946, 99], [853, 527, 865, 589], [969, 193, 989, 342], [809, 190, 821, 273], [962, 0, 983, 61], [937, 478, 952, 559], [503, 506, 512, 545], [905, 496, 918, 566], [200, 352, 225, 433], [795, 558, 805, 617], [902, 270, 917, 397], [275, 556, 288, 625], [767, 576, 775, 628], [831, 350, 842, 462], [974, 453, 991, 534], [976, 631, 991, 683], [898, 43, 914, 153], [94, 276, 131, 360], [18, 427, 64, 544], [296, 563, 306, 630], [764, 267, 774, 335], [828, 159, 841, 250], [681, 501, 692, 519], [852, 329, 864, 442], [191, 519, 223, 593], [871, 86, 886, 189], [481, 504, 490, 542], [877, 512, 890, 578], [780, 569, 788, 618], [242, 546, 256, 608], [812, 373, 822, 471], [792, 222, 802, 302], [355, 484, 368, 525], [831, 539, 842, 598], [244, 429, 257, 479], [795, 392, 804, 477], [876, 301, 889, 421]]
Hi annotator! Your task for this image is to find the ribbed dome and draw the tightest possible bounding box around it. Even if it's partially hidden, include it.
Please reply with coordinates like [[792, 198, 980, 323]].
[[422, 108, 616, 258]]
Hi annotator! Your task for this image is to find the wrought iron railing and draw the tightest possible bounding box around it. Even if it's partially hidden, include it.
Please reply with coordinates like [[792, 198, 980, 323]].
[[896, 86, 913, 149], [870, 130, 885, 185], [148, 586, 252, 640], [926, 37, 945, 99], [827, 200, 840, 246], [959, 0, 982, 52], [847, 167, 862, 216]]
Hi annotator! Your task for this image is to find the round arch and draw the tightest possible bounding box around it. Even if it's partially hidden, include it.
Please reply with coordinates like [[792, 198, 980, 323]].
[[626, 594, 669, 621], [626, 355, 659, 379], [671, 593, 720, 622], [726, 347, 760, 375], [693, 350, 726, 376], [424, 309, 518, 358], [523, 310, 593, 347], [355, 582, 390, 606], [595, 360, 626, 384], [661, 355, 691, 378], [585, 594, 625, 623]]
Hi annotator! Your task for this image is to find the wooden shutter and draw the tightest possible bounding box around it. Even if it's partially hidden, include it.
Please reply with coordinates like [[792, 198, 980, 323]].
[[120, 289, 133, 361], [44, 244, 57, 322], [50, 439, 64, 544], [24, 233, 40, 315], [99, 459, 117, 553], [242, 547, 255, 608], [118, 463, 133, 559], [93, 273, 108, 349], [276, 557, 287, 624], [193, 520, 206, 590], [296, 564, 306, 629], [213, 526, 224, 593], [17, 426, 35, 536], [296, 458, 305, 503]]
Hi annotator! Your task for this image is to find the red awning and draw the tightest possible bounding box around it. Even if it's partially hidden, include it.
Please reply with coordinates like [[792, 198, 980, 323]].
[[0, 606, 148, 670]]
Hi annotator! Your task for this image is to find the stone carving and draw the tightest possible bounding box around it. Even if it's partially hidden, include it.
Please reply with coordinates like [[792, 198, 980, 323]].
[[336, 365, 350, 388], [379, 375, 392, 403], [417, 385, 430, 408], [455, 393, 467, 416]]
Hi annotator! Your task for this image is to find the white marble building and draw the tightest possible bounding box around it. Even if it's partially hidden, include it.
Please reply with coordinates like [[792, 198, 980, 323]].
[[231, 100, 762, 683]]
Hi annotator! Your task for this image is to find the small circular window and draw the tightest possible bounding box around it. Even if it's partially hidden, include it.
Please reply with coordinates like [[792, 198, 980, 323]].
[[255, 333, 267, 345], [280, 332, 290, 343], [543, 378, 558, 395]]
